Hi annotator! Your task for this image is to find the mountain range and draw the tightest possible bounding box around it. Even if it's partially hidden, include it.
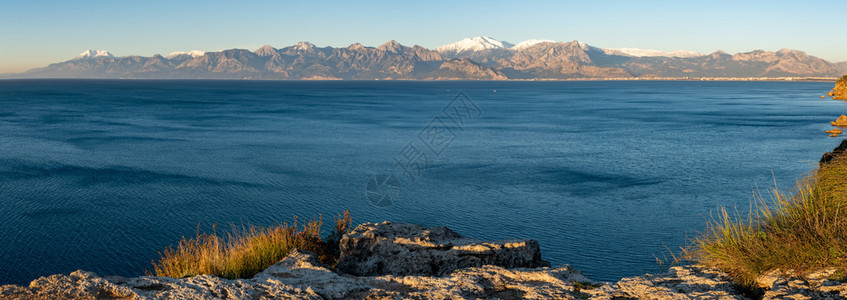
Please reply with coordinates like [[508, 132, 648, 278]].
[[9, 36, 847, 80]]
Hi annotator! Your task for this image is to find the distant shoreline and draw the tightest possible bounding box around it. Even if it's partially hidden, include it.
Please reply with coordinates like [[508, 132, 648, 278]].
[[0, 77, 838, 82]]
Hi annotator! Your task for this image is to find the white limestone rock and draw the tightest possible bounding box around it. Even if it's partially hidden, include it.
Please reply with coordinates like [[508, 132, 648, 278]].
[[335, 221, 550, 276], [605, 265, 746, 299], [4, 222, 847, 299]]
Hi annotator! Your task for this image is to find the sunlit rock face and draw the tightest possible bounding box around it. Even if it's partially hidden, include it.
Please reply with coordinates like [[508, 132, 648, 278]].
[[4, 222, 847, 299], [831, 76, 847, 100], [334, 221, 549, 276]]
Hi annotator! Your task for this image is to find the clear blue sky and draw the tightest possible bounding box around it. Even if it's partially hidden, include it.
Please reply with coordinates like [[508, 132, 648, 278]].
[[1, 0, 844, 73]]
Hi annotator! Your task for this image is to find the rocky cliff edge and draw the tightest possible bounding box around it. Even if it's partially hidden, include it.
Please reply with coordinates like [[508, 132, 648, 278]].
[[3, 221, 847, 299]]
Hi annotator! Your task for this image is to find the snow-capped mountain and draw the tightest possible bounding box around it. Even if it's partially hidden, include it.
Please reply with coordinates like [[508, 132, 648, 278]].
[[512, 39, 556, 49], [438, 36, 705, 59], [437, 37, 589, 53], [16, 41, 842, 80], [438, 37, 596, 53], [166, 50, 206, 59], [603, 48, 703, 58], [436, 36, 514, 54], [74, 49, 115, 60]]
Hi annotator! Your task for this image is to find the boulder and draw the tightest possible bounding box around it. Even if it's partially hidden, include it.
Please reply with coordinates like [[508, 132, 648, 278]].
[[832, 115, 847, 127], [334, 221, 550, 276]]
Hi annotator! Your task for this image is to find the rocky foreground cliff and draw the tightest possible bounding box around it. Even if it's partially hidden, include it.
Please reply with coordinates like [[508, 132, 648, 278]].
[[829, 76, 847, 100], [3, 222, 846, 299]]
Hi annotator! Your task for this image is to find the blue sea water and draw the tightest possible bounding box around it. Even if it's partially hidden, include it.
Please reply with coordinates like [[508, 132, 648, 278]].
[[0, 79, 842, 284]]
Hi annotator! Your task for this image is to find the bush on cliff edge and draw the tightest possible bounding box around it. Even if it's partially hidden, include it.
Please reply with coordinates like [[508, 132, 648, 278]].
[[150, 210, 351, 279], [690, 154, 847, 288]]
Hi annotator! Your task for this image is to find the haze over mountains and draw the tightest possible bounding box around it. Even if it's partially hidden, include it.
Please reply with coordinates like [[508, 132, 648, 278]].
[[11, 36, 847, 80]]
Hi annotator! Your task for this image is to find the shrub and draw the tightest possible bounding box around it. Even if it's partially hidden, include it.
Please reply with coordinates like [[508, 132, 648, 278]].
[[150, 210, 351, 279], [689, 155, 847, 288]]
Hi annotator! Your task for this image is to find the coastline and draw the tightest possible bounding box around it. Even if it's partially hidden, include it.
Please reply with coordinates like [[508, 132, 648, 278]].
[[0, 76, 839, 82], [3, 218, 847, 299]]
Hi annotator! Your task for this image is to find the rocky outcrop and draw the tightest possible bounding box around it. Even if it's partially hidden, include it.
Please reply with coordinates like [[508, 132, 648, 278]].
[[605, 265, 747, 299], [603, 266, 847, 299], [3, 222, 847, 299], [830, 75, 847, 100], [334, 221, 548, 276], [821, 139, 847, 164], [0, 270, 139, 300], [776, 275, 847, 299], [757, 269, 847, 299], [0, 250, 593, 300], [831, 115, 847, 126]]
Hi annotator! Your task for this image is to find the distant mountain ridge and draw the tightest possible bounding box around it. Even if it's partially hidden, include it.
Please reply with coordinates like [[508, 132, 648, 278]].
[[837, 62, 847, 75], [601, 48, 703, 58], [11, 36, 846, 80]]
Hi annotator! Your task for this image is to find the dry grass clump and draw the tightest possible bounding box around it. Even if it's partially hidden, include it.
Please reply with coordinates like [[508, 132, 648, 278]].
[[690, 155, 847, 287], [150, 210, 351, 279]]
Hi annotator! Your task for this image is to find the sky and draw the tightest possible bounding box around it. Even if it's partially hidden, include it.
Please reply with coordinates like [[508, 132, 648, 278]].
[[1, 0, 845, 73]]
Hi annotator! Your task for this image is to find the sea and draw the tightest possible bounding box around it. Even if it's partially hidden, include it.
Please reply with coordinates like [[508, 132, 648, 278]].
[[0, 79, 842, 284]]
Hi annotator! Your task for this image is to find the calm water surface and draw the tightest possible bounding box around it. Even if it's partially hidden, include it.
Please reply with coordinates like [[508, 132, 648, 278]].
[[0, 79, 842, 284]]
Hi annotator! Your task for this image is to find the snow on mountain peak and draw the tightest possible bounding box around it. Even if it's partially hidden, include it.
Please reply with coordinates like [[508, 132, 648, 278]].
[[166, 50, 206, 59], [603, 48, 703, 58], [437, 37, 600, 53], [512, 39, 556, 49], [436, 36, 514, 53], [74, 49, 114, 60], [293, 42, 316, 51]]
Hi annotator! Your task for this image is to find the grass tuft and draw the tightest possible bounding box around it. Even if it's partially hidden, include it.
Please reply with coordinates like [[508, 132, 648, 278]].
[[689, 154, 847, 288], [149, 210, 351, 279]]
